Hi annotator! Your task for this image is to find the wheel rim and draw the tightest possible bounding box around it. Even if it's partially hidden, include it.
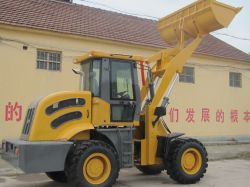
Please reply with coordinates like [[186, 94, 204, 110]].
[[83, 153, 111, 185], [181, 148, 202, 175]]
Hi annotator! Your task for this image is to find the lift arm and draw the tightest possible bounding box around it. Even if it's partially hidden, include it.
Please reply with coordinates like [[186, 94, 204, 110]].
[[141, 0, 241, 109], [141, 0, 241, 165]]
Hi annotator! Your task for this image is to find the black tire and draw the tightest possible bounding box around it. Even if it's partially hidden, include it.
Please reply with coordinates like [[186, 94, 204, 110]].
[[136, 165, 164, 175], [165, 138, 208, 184], [46, 171, 67, 183], [65, 140, 119, 187]]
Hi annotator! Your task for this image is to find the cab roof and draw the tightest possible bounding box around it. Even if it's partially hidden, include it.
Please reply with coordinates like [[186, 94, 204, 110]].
[[74, 51, 145, 64]]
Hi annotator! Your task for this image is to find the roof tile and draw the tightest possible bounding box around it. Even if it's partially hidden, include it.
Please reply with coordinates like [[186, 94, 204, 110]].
[[0, 0, 249, 62]]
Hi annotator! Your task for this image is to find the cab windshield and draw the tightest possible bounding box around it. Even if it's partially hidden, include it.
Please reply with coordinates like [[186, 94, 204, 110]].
[[80, 59, 101, 96]]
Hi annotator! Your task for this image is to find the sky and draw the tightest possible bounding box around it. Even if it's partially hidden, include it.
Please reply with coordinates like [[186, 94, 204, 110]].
[[74, 0, 250, 54]]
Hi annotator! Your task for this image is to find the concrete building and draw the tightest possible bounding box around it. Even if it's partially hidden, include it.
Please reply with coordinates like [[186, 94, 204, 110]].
[[0, 0, 250, 141]]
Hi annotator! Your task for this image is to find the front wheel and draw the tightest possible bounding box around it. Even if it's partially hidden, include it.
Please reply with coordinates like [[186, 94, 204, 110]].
[[65, 141, 119, 187], [165, 139, 208, 184]]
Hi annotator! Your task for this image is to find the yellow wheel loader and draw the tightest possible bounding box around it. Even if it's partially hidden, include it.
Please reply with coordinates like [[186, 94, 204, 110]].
[[1, 0, 241, 186]]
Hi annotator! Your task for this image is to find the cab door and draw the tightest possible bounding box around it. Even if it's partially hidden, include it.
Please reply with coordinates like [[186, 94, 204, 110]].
[[101, 58, 141, 124]]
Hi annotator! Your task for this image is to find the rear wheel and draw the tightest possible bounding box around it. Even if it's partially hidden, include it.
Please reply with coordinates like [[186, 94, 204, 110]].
[[136, 165, 164, 175], [65, 141, 119, 187], [46, 171, 67, 183], [165, 139, 208, 184]]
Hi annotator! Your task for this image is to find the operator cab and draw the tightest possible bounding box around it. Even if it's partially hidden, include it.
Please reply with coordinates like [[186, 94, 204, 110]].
[[74, 51, 143, 126]]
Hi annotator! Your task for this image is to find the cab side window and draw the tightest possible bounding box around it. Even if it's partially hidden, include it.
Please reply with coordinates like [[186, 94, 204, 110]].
[[90, 60, 101, 96], [81, 60, 101, 96]]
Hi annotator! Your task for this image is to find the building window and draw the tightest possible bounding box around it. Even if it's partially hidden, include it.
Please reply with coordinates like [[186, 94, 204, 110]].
[[229, 72, 242, 88], [37, 50, 61, 71], [179, 66, 195, 83]]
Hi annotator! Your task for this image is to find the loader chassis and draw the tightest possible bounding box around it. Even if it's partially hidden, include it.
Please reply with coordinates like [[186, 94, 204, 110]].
[[2, 127, 135, 173]]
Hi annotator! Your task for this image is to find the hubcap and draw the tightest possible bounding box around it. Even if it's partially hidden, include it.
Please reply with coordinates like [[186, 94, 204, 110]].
[[83, 153, 111, 185], [181, 148, 202, 175]]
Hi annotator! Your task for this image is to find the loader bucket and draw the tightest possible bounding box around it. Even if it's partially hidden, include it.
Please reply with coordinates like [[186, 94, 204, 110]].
[[158, 0, 241, 45]]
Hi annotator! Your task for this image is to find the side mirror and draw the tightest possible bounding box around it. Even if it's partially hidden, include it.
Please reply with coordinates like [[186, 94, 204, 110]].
[[72, 68, 83, 75]]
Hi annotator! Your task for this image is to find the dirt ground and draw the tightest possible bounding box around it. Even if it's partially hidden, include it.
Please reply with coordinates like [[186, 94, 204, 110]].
[[0, 159, 250, 187]]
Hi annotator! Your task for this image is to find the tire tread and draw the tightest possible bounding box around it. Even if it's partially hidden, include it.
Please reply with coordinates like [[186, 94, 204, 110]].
[[165, 138, 208, 184], [65, 140, 119, 187]]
